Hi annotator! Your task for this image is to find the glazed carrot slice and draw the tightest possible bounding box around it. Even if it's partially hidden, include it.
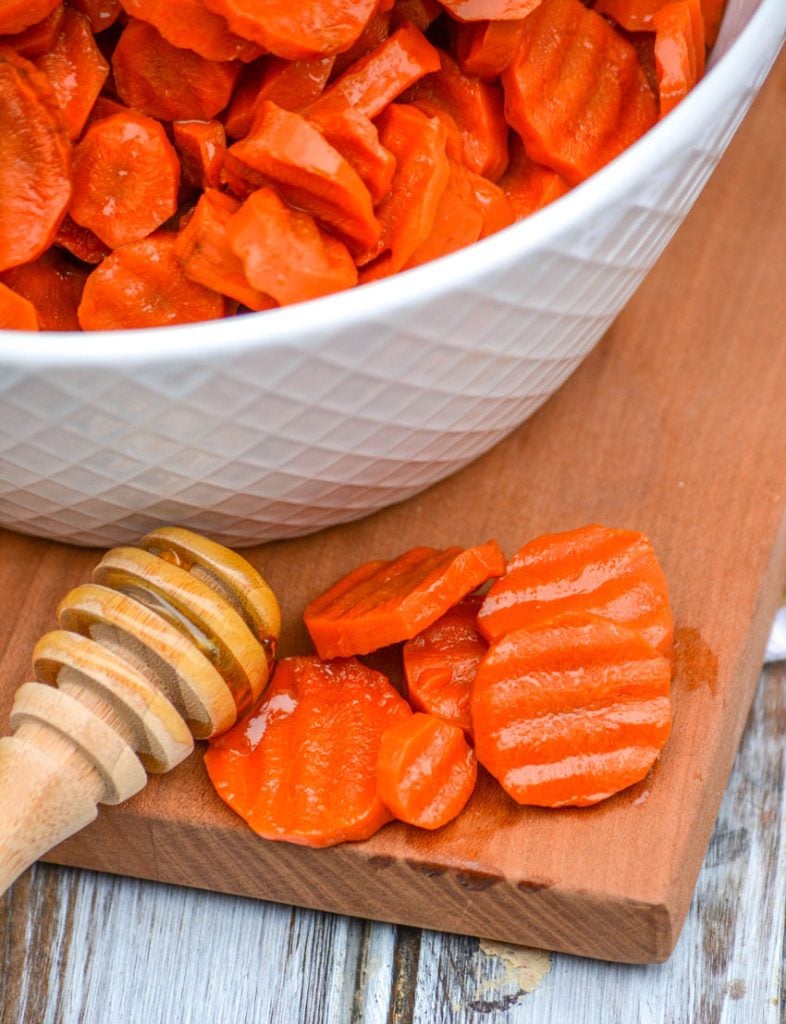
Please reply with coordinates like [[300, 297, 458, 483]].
[[0, 0, 59, 34], [226, 187, 357, 305], [377, 713, 477, 829], [307, 104, 396, 203], [2, 4, 64, 57], [330, 8, 391, 76], [173, 120, 227, 190], [70, 110, 180, 249], [592, 0, 663, 31], [471, 613, 672, 807], [86, 94, 129, 124], [202, 0, 377, 60], [654, 0, 705, 117], [454, 19, 529, 79], [502, 0, 658, 186], [700, 0, 724, 47], [53, 214, 110, 263], [0, 48, 71, 273], [470, 173, 516, 237], [0, 280, 39, 329], [204, 656, 412, 847], [224, 55, 335, 139], [36, 7, 109, 139], [403, 595, 487, 734], [174, 189, 275, 311], [78, 233, 225, 330], [435, 0, 542, 21], [393, 0, 442, 31], [1, 249, 87, 330], [225, 101, 380, 253], [112, 19, 241, 123], [119, 0, 261, 62], [307, 21, 441, 120], [477, 524, 674, 657], [69, 0, 121, 33], [498, 136, 570, 220], [304, 540, 505, 660], [404, 159, 485, 268], [406, 50, 509, 181]]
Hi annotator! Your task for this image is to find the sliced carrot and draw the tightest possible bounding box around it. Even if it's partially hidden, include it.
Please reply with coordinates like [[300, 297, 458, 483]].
[[204, 656, 412, 847], [498, 136, 570, 219], [69, 0, 121, 33], [593, 0, 664, 32], [1, 249, 87, 330], [53, 214, 110, 263], [86, 94, 129, 124], [174, 188, 275, 311], [435, 0, 542, 21], [454, 19, 529, 79], [226, 186, 357, 305], [0, 47, 71, 273], [307, 104, 396, 204], [403, 594, 486, 734], [377, 713, 477, 829], [392, 0, 442, 31], [173, 120, 227, 191], [119, 0, 261, 62], [70, 110, 180, 249], [35, 7, 109, 139], [0, 0, 59, 35], [1, 4, 64, 57], [654, 0, 705, 117], [406, 49, 509, 181], [224, 101, 380, 253], [304, 540, 505, 660], [202, 0, 377, 60], [224, 55, 335, 139], [112, 19, 241, 123], [470, 172, 515, 237], [307, 21, 441, 121], [0, 280, 39, 329], [502, 0, 658, 186], [404, 159, 484, 268], [330, 8, 391, 76], [700, 0, 724, 47], [471, 612, 672, 807], [477, 524, 674, 658], [78, 233, 226, 330]]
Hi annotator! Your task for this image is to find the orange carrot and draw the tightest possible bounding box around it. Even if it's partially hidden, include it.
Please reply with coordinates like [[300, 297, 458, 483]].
[[477, 524, 674, 658], [204, 656, 412, 847], [403, 594, 487, 734], [498, 136, 571, 219], [112, 19, 241, 123], [224, 55, 335, 139], [470, 172, 516, 237], [593, 0, 664, 31], [471, 612, 672, 806], [226, 186, 357, 305], [377, 713, 477, 829], [330, 8, 391, 76], [654, 0, 705, 117], [173, 120, 227, 191], [35, 7, 109, 139], [70, 110, 180, 249], [69, 0, 121, 33], [391, 0, 442, 30], [53, 214, 110, 263], [1, 4, 64, 56], [454, 19, 529, 79], [0, 280, 39, 329], [174, 189, 275, 311], [306, 104, 396, 204], [700, 0, 724, 46], [78, 233, 226, 330], [304, 540, 505, 660], [119, 0, 262, 62], [502, 0, 658, 186], [0, 47, 71, 273], [0, 0, 59, 34], [404, 159, 485, 268], [1, 249, 87, 330], [435, 0, 542, 21]]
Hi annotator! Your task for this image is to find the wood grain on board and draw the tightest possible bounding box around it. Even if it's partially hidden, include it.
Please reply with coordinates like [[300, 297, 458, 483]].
[[1, 52, 785, 966]]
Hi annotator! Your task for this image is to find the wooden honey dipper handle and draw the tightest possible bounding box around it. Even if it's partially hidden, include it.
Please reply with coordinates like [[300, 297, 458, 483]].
[[0, 527, 280, 896]]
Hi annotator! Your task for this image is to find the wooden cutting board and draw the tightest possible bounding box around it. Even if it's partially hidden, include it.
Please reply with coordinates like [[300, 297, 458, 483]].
[[2, 53, 785, 966]]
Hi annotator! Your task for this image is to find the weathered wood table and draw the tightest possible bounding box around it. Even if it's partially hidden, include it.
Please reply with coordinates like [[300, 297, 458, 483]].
[[1, 45, 785, 1024]]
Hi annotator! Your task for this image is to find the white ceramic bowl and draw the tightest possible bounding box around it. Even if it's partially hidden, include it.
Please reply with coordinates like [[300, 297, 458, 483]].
[[1, 3, 784, 547]]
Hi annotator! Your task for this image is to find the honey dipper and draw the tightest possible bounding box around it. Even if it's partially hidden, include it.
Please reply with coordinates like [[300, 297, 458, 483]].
[[0, 526, 280, 896]]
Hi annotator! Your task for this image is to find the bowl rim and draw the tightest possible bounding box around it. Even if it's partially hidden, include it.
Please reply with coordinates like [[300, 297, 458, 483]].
[[2, 0, 784, 366]]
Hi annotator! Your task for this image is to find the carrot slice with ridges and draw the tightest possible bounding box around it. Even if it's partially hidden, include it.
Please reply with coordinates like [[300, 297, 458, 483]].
[[173, 120, 227, 190], [119, 0, 262, 62], [435, 0, 542, 21], [0, 0, 59, 35], [454, 19, 529, 79], [2, 4, 65, 56], [593, 0, 663, 32], [307, 104, 396, 204], [1, 249, 87, 330], [0, 280, 39, 329], [654, 0, 705, 117], [224, 55, 335, 140], [470, 173, 516, 237], [404, 159, 485, 268], [69, 0, 121, 33], [498, 136, 570, 220]]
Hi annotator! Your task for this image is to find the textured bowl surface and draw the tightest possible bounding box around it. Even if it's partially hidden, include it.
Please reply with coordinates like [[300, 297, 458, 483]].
[[1, 1, 785, 547]]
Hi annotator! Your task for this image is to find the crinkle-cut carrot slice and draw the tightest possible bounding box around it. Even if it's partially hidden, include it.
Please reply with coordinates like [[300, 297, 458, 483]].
[[53, 214, 110, 263], [112, 19, 241, 123], [224, 55, 335, 139], [0, 48, 71, 273], [78, 233, 226, 330], [377, 713, 477, 829], [307, 21, 440, 121], [69, 0, 121, 33], [471, 612, 672, 807], [406, 49, 509, 181], [356, 103, 450, 280], [454, 19, 529, 79], [502, 0, 658, 186], [304, 540, 506, 660], [0, 0, 59, 34], [477, 524, 674, 658], [174, 188, 276, 311], [35, 7, 109, 139], [654, 0, 705, 117], [226, 186, 357, 305], [119, 0, 261, 62], [202, 0, 377, 60], [225, 100, 379, 253], [330, 8, 391, 76], [403, 595, 487, 734], [0, 280, 39, 329], [470, 173, 515, 237], [173, 120, 226, 190], [1, 249, 87, 330], [393, 0, 442, 31], [70, 110, 180, 249], [498, 136, 570, 220], [434, 0, 542, 21], [2, 4, 64, 56], [593, 0, 663, 32], [307, 104, 396, 204], [204, 656, 413, 848], [404, 159, 484, 268]]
